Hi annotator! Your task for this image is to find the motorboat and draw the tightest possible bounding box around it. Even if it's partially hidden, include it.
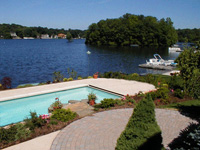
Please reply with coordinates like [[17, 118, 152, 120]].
[[146, 54, 176, 66], [169, 44, 181, 52]]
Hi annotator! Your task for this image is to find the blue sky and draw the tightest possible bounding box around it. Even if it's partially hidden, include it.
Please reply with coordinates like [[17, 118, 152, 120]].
[[0, 0, 200, 30]]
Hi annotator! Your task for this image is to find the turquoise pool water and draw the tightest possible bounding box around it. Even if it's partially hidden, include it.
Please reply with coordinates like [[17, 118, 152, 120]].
[[0, 86, 121, 126]]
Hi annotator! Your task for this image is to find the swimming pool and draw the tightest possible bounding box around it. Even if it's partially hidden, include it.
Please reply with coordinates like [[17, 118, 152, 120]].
[[0, 86, 121, 127]]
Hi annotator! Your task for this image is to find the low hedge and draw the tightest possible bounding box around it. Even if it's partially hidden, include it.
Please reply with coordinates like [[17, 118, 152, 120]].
[[116, 94, 164, 150]]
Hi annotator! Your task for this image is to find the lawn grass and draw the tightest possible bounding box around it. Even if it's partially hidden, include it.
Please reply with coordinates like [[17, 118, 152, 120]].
[[159, 99, 200, 109]]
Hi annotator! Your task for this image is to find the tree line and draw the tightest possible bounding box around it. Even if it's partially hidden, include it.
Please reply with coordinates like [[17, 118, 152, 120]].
[[0, 23, 86, 39], [176, 28, 200, 43], [85, 13, 178, 46]]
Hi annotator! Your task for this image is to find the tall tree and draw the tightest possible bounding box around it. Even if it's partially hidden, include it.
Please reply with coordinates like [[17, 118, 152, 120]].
[[66, 32, 73, 41]]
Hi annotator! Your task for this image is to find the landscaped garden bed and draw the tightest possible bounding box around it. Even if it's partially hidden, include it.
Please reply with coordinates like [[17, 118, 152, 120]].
[[0, 108, 79, 149]]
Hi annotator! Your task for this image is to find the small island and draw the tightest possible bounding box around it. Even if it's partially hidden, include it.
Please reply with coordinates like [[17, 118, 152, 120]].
[[85, 13, 178, 46]]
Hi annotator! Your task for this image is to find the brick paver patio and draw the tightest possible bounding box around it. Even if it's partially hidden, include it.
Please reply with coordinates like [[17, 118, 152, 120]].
[[51, 108, 195, 150]]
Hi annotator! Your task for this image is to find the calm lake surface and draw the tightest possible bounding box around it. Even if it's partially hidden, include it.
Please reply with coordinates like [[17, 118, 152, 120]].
[[0, 39, 179, 87]]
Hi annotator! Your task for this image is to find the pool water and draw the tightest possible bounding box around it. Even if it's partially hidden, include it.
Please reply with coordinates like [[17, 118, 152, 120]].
[[0, 86, 121, 126]]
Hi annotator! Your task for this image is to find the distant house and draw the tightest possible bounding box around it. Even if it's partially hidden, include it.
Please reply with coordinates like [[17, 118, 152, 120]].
[[50, 35, 58, 39], [58, 33, 66, 39], [54, 35, 58, 39], [10, 32, 17, 37], [10, 32, 21, 39], [41, 34, 50, 39]]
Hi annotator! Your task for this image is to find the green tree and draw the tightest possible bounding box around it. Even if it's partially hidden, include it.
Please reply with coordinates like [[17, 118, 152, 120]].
[[66, 32, 73, 41], [175, 47, 200, 98]]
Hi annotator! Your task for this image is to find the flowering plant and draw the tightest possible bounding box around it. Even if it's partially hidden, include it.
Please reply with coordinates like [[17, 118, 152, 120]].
[[122, 94, 135, 103], [48, 98, 63, 112], [39, 114, 50, 123], [94, 72, 99, 75], [39, 114, 50, 120]]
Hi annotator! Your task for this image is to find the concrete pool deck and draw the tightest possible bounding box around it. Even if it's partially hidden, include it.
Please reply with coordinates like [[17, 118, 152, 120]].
[[0, 78, 155, 102]]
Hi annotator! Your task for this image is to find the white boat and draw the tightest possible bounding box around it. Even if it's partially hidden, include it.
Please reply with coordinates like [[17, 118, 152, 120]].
[[169, 44, 181, 52], [146, 54, 176, 66]]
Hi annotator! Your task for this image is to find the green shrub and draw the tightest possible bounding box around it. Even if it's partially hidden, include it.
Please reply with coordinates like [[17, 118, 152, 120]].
[[161, 84, 168, 88], [115, 99, 125, 106], [78, 76, 82, 80], [100, 98, 116, 108], [24, 112, 46, 131], [116, 94, 164, 150], [131, 73, 139, 77], [0, 123, 30, 143], [102, 71, 125, 79], [148, 91, 157, 100], [49, 119, 58, 125], [63, 78, 68, 82], [186, 69, 200, 99], [87, 76, 93, 79], [156, 87, 169, 100], [94, 99, 125, 109], [17, 84, 34, 88], [51, 109, 77, 122], [14, 123, 31, 141], [174, 89, 184, 99], [67, 78, 73, 81], [38, 82, 46, 85], [0, 125, 17, 143], [144, 74, 155, 84], [168, 73, 184, 90]]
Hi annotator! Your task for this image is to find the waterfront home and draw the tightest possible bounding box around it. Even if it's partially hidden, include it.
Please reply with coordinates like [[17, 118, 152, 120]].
[[58, 33, 66, 39], [41, 34, 50, 39], [10, 32, 21, 39]]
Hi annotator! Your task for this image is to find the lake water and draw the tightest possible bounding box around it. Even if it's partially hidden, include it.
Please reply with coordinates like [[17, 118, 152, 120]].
[[0, 39, 179, 87]]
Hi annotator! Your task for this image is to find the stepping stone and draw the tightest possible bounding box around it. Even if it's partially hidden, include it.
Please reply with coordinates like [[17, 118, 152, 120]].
[[81, 99, 89, 103], [68, 100, 80, 104], [64, 102, 94, 117]]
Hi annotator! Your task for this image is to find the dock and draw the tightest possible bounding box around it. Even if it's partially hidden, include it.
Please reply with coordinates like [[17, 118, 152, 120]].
[[139, 64, 176, 70]]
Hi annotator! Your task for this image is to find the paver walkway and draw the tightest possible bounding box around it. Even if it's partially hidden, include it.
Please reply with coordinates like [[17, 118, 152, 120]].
[[51, 108, 195, 150]]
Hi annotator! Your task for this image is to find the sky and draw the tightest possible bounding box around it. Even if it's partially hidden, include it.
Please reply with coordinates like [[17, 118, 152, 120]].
[[0, 0, 200, 30]]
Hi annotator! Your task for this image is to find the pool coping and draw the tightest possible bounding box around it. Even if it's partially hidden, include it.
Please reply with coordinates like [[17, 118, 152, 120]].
[[89, 85, 124, 97], [0, 84, 123, 102], [0, 84, 88, 102]]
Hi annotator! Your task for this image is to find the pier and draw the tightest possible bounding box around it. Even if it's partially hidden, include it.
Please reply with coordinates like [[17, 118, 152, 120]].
[[139, 64, 176, 70]]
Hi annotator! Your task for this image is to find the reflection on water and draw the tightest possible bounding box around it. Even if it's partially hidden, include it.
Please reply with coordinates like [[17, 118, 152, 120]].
[[0, 39, 180, 87]]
